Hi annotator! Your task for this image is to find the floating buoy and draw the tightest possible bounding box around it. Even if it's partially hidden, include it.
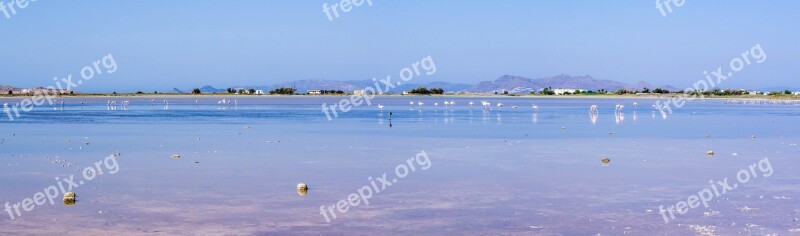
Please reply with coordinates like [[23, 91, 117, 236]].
[[63, 192, 76, 206], [172, 154, 181, 159], [601, 157, 611, 166]]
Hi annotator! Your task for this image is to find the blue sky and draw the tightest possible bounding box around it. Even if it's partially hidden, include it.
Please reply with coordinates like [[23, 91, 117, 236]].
[[0, 1, 798, 92]]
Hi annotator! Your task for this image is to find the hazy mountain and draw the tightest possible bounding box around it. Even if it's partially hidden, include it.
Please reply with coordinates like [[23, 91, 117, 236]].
[[253, 79, 471, 94], [759, 86, 800, 92], [465, 74, 678, 94], [0, 85, 20, 93]]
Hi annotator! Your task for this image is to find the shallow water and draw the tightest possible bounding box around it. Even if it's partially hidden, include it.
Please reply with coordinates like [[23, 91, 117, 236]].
[[1, 96, 799, 235]]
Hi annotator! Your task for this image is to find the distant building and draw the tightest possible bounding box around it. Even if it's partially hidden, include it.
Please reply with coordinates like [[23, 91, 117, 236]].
[[307, 90, 322, 95], [402, 91, 410, 95], [554, 88, 586, 95], [793, 91, 800, 95], [254, 90, 265, 95], [353, 90, 365, 95], [748, 91, 761, 95]]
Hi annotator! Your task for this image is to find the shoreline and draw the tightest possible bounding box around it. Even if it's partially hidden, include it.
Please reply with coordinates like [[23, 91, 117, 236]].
[[0, 94, 797, 100]]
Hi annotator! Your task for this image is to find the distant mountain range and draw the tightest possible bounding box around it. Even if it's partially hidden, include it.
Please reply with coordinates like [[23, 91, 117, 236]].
[[182, 74, 679, 94], [463, 74, 679, 94], [3, 74, 795, 95], [187, 79, 473, 94]]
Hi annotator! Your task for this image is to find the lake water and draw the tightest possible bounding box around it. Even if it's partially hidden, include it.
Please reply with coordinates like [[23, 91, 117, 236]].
[[1, 96, 799, 235]]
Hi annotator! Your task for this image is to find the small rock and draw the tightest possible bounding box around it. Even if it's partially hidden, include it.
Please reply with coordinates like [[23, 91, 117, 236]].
[[297, 183, 309, 196], [63, 192, 76, 206]]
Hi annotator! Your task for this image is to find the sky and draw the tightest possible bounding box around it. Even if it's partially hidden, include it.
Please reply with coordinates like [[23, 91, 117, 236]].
[[0, 1, 798, 92]]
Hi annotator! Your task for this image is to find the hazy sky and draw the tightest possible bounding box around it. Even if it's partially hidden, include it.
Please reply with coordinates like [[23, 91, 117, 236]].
[[1, 1, 797, 92]]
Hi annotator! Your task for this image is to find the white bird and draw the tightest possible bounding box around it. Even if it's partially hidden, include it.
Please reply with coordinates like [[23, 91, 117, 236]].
[[496, 103, 504, 108], [512, 105, 518, 109], [469, 101, 474, 107], [417, 101, 424, 108], [378, 104, 384, 111], [532, 104, 539, 112], [615, 104, 625, 113], [434, 102, 439, 107], [450, 101, 456, 106], [633, 102, 639, 110], [590, 105, 598, 114]]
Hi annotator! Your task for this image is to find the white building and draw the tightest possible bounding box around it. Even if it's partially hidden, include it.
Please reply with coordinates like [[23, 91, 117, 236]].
[[307, 90, 322, 95], [553, 88, 586, 95], [254, 90, 265, 95], [793, 91, 800, 95]]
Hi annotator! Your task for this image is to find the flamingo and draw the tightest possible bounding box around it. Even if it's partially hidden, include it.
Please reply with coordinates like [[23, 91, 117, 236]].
[[409, 101, 415, 109], [532, 104, 539, 112], [378, 104, 384, 111], [469, 101, 474, 108], [512, 105, 518, 109], [481, 101, 491, 109], [633, 102, 639, 110], [590, 105, 598, 114], [615, 104, 625, 113], [496, 103, 504, 108]]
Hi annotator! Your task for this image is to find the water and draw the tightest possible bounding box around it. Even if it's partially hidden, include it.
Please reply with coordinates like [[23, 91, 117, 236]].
[[1, 96, 799, 235]]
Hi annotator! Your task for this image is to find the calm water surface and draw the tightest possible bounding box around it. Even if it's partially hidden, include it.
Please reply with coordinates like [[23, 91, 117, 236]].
[[1, 96, 799, 235]]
